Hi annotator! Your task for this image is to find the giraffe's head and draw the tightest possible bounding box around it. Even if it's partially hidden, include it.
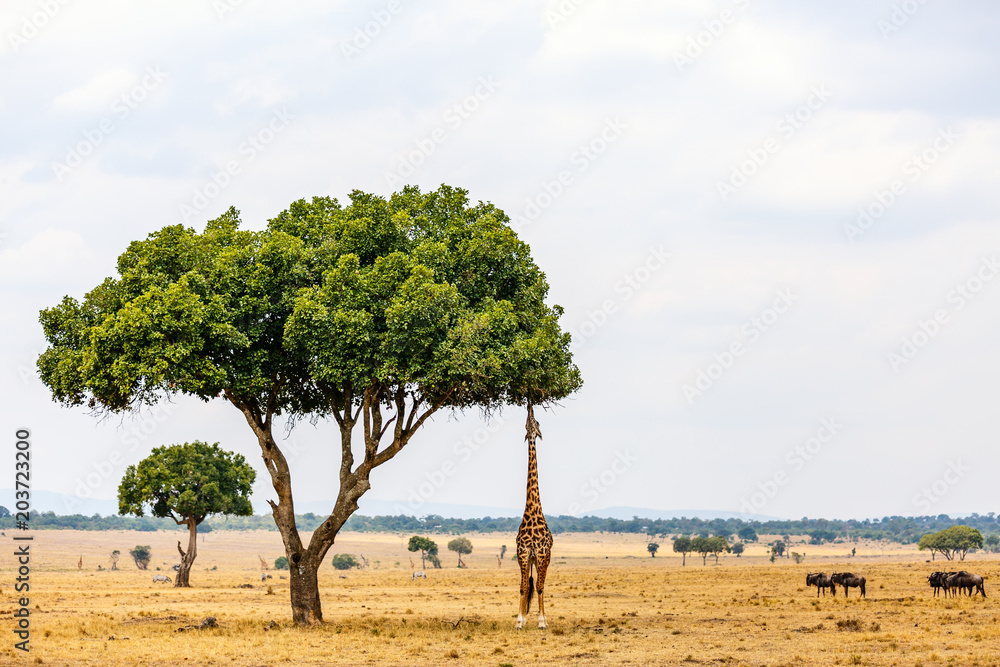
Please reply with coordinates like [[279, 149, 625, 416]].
[[525, 403, 543, 441]]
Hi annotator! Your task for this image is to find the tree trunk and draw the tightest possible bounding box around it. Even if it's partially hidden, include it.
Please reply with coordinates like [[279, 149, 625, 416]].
[[682, 552, 686, 566], [175, 520, 198, 587], [289, 557, 323, 625]]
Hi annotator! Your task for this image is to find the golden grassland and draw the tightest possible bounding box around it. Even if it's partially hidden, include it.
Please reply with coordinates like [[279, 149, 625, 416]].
[[1, 529, 999, 666]]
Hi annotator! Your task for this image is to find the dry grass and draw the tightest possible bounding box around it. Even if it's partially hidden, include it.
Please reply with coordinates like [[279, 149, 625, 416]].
[[2, 530, 999, 666]]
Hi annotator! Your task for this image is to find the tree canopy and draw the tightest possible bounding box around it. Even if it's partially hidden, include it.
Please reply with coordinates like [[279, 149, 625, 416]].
[[918, 525, 983, 561], [118, 441, 255, 523]]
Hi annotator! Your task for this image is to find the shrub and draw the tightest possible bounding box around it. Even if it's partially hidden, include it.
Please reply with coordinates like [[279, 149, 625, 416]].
[[331, 554, 360, 570]]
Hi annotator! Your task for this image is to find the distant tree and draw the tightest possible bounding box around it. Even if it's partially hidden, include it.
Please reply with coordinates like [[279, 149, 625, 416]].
[[791, 552, 804, 564], [408, 536, 439, 570], [673, 536, 692, 566], [274, 556, 289, 570], [118, 441, 255, 587], [331, 554, 360, 570], [447, 537, 473, 567], [731, 542, 745, 557], [918, 525, 983, 561], [984, 533, 1000, 553], [110, 549, 120, 570], [917, 533, 940, 560], [737, 526, 758, 542], [691, 536, 712, 565], [707, 536, 730, 564], [771, 541, 786, 559], [130, 545, 151, 570], [647, 542, 659, 558]]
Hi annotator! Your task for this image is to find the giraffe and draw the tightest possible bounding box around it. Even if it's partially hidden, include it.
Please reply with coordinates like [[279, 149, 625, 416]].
[[515, 403, 554, 630]]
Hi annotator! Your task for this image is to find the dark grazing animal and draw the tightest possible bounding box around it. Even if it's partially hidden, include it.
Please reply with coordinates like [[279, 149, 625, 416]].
[[805, 572, 836, 597], [945, 571, 986, 598], [928, 571, 956, 597], [831, 572, 866, 598]]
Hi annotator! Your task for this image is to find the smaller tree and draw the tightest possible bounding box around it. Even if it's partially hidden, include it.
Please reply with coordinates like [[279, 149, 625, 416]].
[[691, 536, 712, 565], [447, 537, 473, 567], [274, 556, 289, 570], [731, 542, 745, 557], [647, 542, 659, 558], [408, 536, 439, 570], [707, 536, 730, 564], [110, 549, 120, 570], [673, 536, 692, 566], [130, 545, 151, 570], [331, 554, 360, 570], [771, 540, 786, 559], [919, 525, 983, 561], [118, 441, 255, 587], [790, 552, 804, 564], [737, 526, 758, 542]]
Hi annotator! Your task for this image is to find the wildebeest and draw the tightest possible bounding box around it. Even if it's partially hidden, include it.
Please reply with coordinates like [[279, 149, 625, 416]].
[[945, 571, 986, 598], [928, 571, 956, 597], [152, 574, 172, 584], [831, 572, 866, 598], [805, 572, 836, 597]]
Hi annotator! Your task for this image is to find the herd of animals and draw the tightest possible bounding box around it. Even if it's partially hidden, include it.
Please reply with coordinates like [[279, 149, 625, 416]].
[[806, 570, 987, 599]]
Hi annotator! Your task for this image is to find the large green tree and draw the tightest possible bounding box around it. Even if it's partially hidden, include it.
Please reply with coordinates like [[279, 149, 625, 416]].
[[918, 525, 983, 561], [118, 441, 255, 586], [37, 185, 581, 624]]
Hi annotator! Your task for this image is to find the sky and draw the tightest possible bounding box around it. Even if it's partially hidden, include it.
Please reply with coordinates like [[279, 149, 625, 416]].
[[2, 0, 999, 522]]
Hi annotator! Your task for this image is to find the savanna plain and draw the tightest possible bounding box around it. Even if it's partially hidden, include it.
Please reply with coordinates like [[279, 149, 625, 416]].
[[2, 530, 998, 666]]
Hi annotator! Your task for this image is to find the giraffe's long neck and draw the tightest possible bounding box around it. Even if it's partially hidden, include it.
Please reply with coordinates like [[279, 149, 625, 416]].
[[524, 433, 542, 514]]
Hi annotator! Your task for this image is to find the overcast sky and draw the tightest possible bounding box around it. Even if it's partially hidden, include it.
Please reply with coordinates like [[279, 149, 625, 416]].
[[2, 0, 999, 522]]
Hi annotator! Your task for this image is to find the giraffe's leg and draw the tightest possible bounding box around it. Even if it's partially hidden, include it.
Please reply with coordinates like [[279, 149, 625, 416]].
[[535, 550, 551, 630], [516, 550, 531, 630]]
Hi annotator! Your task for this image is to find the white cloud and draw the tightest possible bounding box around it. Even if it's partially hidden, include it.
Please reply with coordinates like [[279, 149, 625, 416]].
[[51, 67, 134, 114]]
